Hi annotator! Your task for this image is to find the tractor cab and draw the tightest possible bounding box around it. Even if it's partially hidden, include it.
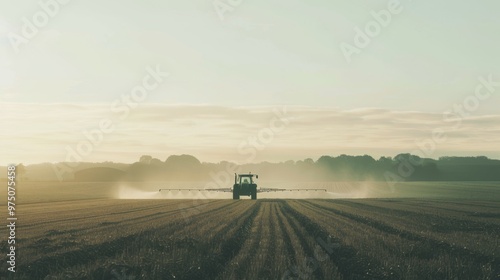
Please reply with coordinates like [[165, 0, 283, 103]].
[[240, 175, 255, 184], [233, 173, 258, 200]]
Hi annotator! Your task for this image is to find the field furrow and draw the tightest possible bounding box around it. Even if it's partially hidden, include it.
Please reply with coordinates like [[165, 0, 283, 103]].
[[302, 200, 499, 279], [285, 200, 392, 280], [312, 200, 500, 258]]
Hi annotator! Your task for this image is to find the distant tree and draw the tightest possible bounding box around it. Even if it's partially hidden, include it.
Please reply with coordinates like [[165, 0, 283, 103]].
[[17, 163, 26, 181], [165, 154, 201, 166], [165, 155, 202, 180], [150, 158, 163, 166], [139, 155, 152, 164], [378, 156, 393, 164]]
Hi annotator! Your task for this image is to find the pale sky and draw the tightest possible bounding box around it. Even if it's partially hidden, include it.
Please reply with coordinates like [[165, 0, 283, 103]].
[[1, 0, 499, 164]]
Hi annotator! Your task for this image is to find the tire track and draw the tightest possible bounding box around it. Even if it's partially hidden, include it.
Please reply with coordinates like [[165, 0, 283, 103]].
[[234, 202, 267, 279], [258, 203, 279, 279], [180, 202, 260, 280], [281, 202, 325, 280], [275, 202, 298, 269], [285, 200, 397, 280], [163, 200, 253, 238], [217, 202, 267, 279], [275, 201, 326, 280]]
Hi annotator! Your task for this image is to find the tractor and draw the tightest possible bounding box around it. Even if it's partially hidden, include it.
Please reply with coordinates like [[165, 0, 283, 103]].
[[233, 173, 257, 200], [158, 172, 327, 199]]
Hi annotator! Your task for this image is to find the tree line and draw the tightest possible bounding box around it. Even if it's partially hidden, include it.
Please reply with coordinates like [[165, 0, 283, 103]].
[[80, 154, 500, 182], [2, 154, 499, 182]]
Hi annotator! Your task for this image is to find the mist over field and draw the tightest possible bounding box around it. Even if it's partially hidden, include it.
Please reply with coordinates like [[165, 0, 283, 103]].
[[2, 153, 500, 182], [2, 153, 499, 202], [2, 0, 500, 278], [1, 180, 499, 206]]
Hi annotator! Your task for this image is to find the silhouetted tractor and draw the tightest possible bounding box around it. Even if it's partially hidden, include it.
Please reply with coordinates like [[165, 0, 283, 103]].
[[233, 173, 257, 200], [158, 172, 327, 199]]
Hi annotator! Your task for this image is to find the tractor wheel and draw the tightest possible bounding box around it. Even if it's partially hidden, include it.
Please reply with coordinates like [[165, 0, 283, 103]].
[[251, 189, 257, 200], [233, 187, 240, 200]]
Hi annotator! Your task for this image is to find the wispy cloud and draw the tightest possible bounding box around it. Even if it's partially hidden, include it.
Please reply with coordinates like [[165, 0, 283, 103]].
[[2, 103, 499, 164]]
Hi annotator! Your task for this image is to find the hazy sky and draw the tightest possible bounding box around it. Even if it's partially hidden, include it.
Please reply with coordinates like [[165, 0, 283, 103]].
[[1, 0, 499, 164]]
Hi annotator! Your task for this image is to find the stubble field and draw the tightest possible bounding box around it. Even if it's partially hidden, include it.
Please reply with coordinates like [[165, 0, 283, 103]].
[[1, 182, 500, 280]]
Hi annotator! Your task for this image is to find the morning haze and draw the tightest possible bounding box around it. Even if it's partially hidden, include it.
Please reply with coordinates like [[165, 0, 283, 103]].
[[1, 1, 500, 165], [1, 1, 500, 279]]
